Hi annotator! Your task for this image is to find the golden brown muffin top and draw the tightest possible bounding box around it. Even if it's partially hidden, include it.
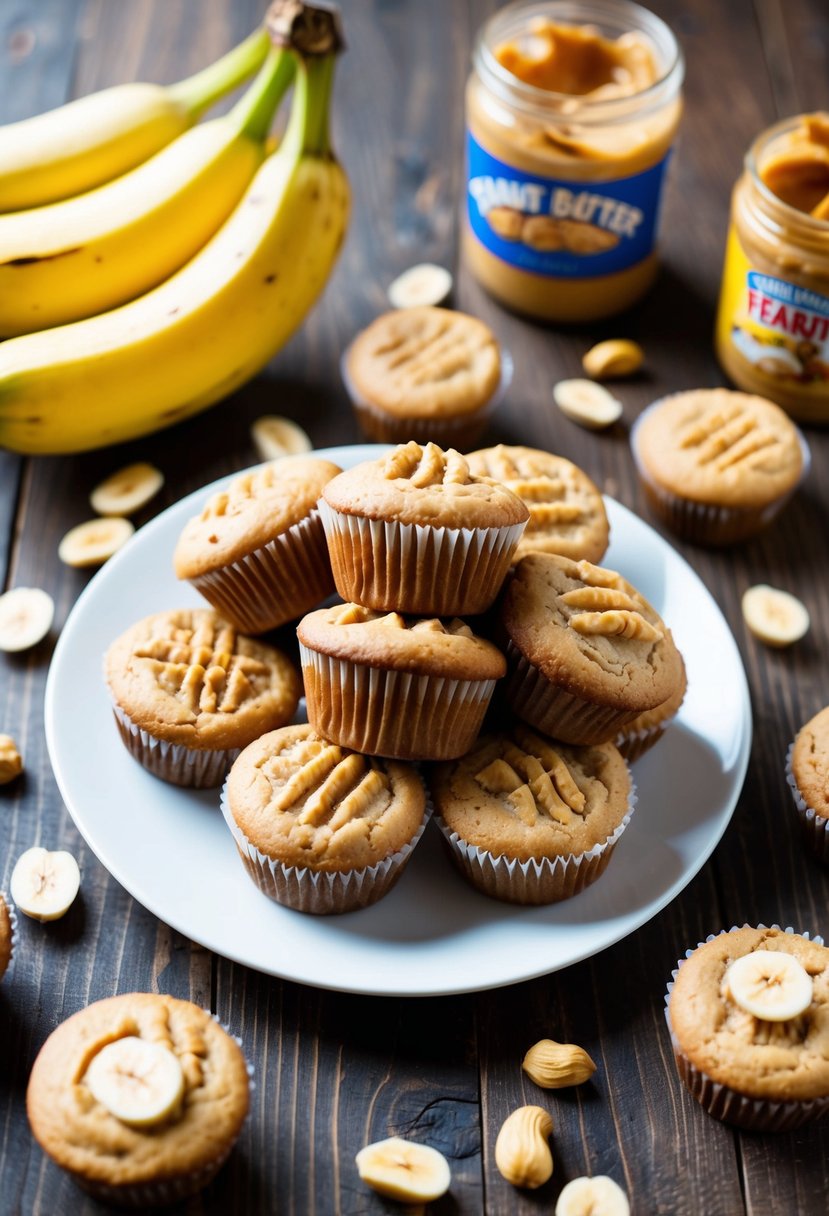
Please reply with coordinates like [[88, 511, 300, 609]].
[[431, 723, 630, 862], [792, 706, 829, 819], [105, 609, 300, 750], [174, 456, 341, 578], [668, 927, 829, 1102], [500, 553, 682, 714], [226, 724, 426, 872], [297, 603, 506, 681], [26, 993, 249, 1186], [322, 441, 529, 531], [0, 893, 12, 983], [466, 444, 609, 564], [346, 306, 501, 419], [634, 389, 803, 509]]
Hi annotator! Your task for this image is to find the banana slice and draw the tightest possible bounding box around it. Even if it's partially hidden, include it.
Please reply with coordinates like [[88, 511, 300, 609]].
[[741, 584, 810, 647], [10, 846, 80, 921], [58, 517, 134, 568], [553, 379, 623, 429], [251, 415, 312, 461], [0, 586, 54, 652], [355, 1136, 451, 1203], [582, 339, 644, 380], [90, 462, 164, 517], [85, 1036, 185, 1128], [725, 949, 813, 1021], [556, 1175, 630, 1216], [387, 263, 453, 309]]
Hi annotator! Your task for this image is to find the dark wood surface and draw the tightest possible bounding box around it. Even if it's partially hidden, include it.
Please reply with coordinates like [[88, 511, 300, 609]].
[[1, 2, 828, 1213]]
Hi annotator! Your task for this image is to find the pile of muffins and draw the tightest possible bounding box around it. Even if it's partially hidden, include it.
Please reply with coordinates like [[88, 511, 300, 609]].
[[103, 438, 688, 915]]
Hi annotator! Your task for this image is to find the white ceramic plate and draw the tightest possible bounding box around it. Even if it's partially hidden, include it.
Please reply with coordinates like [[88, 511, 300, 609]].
[[45, 445, 751, 997]]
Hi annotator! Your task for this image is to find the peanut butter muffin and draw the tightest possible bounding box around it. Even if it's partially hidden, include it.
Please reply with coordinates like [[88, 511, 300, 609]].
[[787, 706, 829, 863], [615, 650, 688, 763], [343, 306, 505, 448], [298, 603, 506, 760], [222, 724, 428, 913], [466, 444, 609, 564], [320, 441, 528, 616], [105, 609, 300, 788], [631, 388, 806, 545], [499, 553, 683, 745], [27, 992, 250, 1206], [666, 927, 829, 1130], [173, 455, 341, 634], [431, 723, 633, 904], [0, 892, 15, 982]]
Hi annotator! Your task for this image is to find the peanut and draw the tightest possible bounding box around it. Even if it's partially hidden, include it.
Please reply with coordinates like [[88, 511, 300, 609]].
[[582, 338, 644, 379], [0, 735, 22, 785], [494, 1104, 554, 1189], [522, 1039, 597, 1089]]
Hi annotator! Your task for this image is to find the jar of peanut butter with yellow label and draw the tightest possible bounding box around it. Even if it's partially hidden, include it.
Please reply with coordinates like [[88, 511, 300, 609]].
[[716, 114, 829, 423], [464, 0, 683, 322]]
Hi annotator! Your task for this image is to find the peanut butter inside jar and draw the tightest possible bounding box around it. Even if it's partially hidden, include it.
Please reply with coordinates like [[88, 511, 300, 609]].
[[464, 1, 683, 322]]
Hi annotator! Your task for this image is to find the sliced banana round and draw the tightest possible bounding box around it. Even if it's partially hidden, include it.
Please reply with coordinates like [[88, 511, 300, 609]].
[[388, 263, 453, 309], [556, 1175, 630, 1216], [0, 586, 54, 652], [90, 462, 164, 517], [726, 949, 813, 1022], [58, 517, 134, 568], [741, 584, 810, 648], [251, 415, 312, 462], [85, 1036, 185, 1128], [554, 379, 623, 429], [10, 846, 80, 921], [355, 1136, 451, 1203], [582, 339, 644, 380]]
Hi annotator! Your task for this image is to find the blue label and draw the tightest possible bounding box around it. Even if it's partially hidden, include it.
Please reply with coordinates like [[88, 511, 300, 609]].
[[466, 131, 670, 278], [747, 271, 829, 319]]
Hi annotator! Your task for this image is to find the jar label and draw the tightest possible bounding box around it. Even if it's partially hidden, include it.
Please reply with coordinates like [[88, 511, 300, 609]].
[[717, 227, 829, 383], [466, 131, 670, 278]]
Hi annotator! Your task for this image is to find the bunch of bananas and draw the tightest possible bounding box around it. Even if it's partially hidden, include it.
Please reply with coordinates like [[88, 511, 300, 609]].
[[0, 1, 349, 455]]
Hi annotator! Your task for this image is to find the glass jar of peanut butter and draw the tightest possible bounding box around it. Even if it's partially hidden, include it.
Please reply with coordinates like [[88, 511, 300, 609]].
[[716, 114, 829, 423], [464, 0, 683, 322]]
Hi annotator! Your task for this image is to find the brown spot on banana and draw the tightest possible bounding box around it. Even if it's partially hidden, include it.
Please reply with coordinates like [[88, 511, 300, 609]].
[[4, 247, 83, 267]]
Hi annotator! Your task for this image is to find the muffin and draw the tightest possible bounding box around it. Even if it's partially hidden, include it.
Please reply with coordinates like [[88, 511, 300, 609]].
[[342, 306, 507, 449], [221, 723, 428, 913], [466, 444, 609, 564], [319, 441, 528, 616], [430, 722, 633, 904], [298, 603, 505, 760], [666, 926, 829, 1131], [0, 892, 16, 982], [498, 553, 683, 745], [105, 609, 300, 788], [631, 388, 807, 545], [615, 650, 688, 763], [173, 455, 341, 634], [27, 992, 250, 1206], [786, 706, 829, 864]]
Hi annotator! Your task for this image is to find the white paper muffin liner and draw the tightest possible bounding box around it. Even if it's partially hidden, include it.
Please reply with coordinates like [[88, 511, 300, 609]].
[[341, 342, 513, 449], [786, 743, 829, 865], [614, 723, 667, 763], [433, 782, 636, 906], [299, 644, 497, 760], [220, 780, 431, 915], [631, 404, 811, 546], [0, 893, 18, 983], [112, 703, 240, 789], [318, 496, 526, 617], [184, 509, 334, 635], [665, 924, 829, 1131]]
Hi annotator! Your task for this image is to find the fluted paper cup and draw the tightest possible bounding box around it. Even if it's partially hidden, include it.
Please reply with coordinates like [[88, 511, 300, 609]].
[[785, 743, 829, 865], [0, 894, 17, 982], [111, 704, 239, 789]]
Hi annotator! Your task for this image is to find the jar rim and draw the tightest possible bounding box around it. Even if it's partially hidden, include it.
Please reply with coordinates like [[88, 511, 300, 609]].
[[745, 113, 829, 235]]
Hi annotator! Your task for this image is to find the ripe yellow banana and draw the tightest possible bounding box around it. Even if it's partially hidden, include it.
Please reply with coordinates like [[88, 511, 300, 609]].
[[0, 28, 270, 211], [0, 49, 294, 335], [0, 54, 349, 456]]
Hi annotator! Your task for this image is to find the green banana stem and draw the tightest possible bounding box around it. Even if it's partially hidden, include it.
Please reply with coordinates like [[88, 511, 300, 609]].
[[169, 27, 271, 118], [280, 54, 335, 161], [231, 48, 295, 141]]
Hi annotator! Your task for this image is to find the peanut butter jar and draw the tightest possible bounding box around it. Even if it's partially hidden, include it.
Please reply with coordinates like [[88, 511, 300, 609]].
[[464, 0, 683, 322], [716, 114, 829, 423]]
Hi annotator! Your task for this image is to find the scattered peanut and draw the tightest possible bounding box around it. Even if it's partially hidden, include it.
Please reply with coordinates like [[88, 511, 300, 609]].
[[251, 415, 312, 461], [0, 735, 22, 785], [582, 338, 644, 379], [522, 1039, 597, 1089], [553, 379, 623, 430], [494, 1104, 554, 1189]]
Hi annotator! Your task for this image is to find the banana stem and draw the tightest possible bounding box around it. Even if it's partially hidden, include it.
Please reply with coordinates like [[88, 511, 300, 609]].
[[169, 27, 271, 118], [231, 48, 295, 141], [281, 54, 335, 161]]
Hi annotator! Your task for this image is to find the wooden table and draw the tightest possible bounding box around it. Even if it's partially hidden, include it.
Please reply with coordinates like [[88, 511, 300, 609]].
[[2, 2, 828, 1212]]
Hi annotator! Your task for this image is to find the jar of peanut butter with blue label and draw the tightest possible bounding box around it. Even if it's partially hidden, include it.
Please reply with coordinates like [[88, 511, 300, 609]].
[[716, 114, 829, 423], [464, 0, 683, 323]]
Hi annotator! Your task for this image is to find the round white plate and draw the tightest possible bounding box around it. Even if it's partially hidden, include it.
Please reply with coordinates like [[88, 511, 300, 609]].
[[45, 445, 751, 997]]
